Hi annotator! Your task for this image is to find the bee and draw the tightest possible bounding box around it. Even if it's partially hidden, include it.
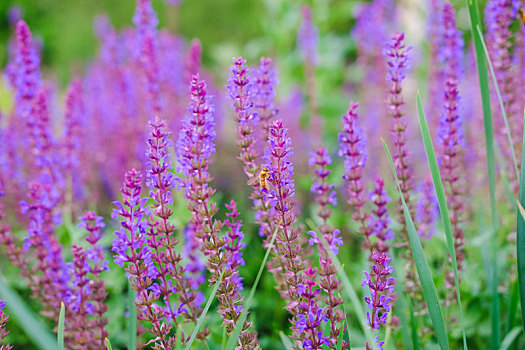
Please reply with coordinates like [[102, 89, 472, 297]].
[[520, 8, 525, 24], [247, 167, 270, 191]]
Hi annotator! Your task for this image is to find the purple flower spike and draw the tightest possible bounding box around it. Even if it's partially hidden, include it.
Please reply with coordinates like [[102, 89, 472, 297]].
[[362, 252, 396, 350], [298, 6, 319, 66], [15, 20, 41, 120], [253, 57, 278, 139], [0, 299, 11, 349], [384, 32, 415, 235], [369, 177, 394, 254], [339, 102, 373, 245], [416, 175, 439, 239]]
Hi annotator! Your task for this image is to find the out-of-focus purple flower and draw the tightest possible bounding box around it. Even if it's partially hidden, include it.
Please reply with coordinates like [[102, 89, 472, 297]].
[[416, 175, 439, 239], [485, 0, 522, 191], [185, 39, 202, 81], [253, 57, 278, 139], [426, 0, 444, 133], [298, 6, 319, 66], [183, 226, 205, 290], [15, 20, 41, 120], [369, 177, 394, 254], [228, 56, 260, 180], [362, 251, 396, 348], [8, 6, 23, 27]]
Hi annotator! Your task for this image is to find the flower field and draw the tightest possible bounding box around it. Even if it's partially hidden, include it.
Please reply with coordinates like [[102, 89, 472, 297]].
[[0, 0, 524, 349]]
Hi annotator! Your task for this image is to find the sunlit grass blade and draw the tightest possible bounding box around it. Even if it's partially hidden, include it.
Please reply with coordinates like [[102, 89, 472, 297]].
[[382, 139, 449, 350], [106, 338, 113, 350], [279, 331, 295, 350], [499, 327, 522, 350], [416, 93, 467, 349], [305, 218, 375, 347], [225, 228, 278, 350], [475, 25, 519, 181], [128, 287, 137, 350], [0, 276, 56, 349], [58, 302, 65, 350], [184, 271, 224, 350], [336, 320, 345, 350], [517, 110, 525, 333], [466, 1, 500, 347]]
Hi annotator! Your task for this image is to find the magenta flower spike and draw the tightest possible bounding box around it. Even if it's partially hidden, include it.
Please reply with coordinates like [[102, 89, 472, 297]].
[[0, 301, 11, 350], [369, 177, 394, 254], [112, 169, 175, 348], [177, 75, 257, 346], [384, 32, 414, 235], [253, 57, 278, 140], [362, 252, 396, 349], [307, 148, 347, 347], [338, 102, 373, 246]]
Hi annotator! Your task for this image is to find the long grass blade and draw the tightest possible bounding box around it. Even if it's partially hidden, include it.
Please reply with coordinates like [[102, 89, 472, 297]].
[[279, 331, 295, 350], [306, 218, 375, 347], [58, 302, 65, 350], [416, 93, 467, 349], [0, 276, 56, 349], [499, 327, 522, 350], [184, 271, 224, 350], [382, 139, 449, 350], [225, 228, 279, 350], [128, 287, 137, 350], [475, 25, 519, 181], [517, 110, 525, 333], [336, 320, 345, 350], [106, 338, 113, 350], [466, 1, 500, 347]]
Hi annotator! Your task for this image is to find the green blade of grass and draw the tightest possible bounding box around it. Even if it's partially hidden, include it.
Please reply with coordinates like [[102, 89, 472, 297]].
[[0, 276, 56, 349], [408, 299, 419, 350], [106, 338, 113, 350], [499, 327, 522, 350], [128, 287, 137, 350], [517, 110, 525, 333], [382, 139, 449, 350], [184, 270, 224, 350], [58, 302, 65, 350], [306, 219, 375, 347], [475, 25, 519, 182], [225, 228, 279, 350], [279, 331, 295, 350], [336, 320, 345, 350], [466, 1, 500, 347], [416, 93, 467, 349]]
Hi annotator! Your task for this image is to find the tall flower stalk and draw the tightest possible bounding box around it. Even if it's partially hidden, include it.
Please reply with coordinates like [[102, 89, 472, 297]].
[[177, 75, 258, 348], [438, 2, 465, 301]]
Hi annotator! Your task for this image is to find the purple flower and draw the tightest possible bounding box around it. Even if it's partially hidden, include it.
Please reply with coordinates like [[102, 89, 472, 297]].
[[362, 252, 396, 333], [298, 6, 319, 65], [0, 298, 11, 349], [253, 57, 278, 139], [369, 177, 394, 254], [339, 102, 372, 243], [416, 175, 439, 239]]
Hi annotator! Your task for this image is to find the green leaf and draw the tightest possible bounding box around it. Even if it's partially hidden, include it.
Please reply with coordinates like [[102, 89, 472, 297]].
[[58, 302, 65, 350], [382, 139, 449, 350], [106, 338, 113, 350], [415, 93, 467, 349], [499, 327, 522, 350], [466, 1, 500, 347], [184, 270, 224, 350], [517, 110, 525, 334], [0, 276, 56, 349], [408, 299, 419, 350], [305, 219, 375, 347], [279, 331, 295, 350], [225, 228, 278, 350], [128, 287, 137, 350], [336, 320, 345, 350]]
